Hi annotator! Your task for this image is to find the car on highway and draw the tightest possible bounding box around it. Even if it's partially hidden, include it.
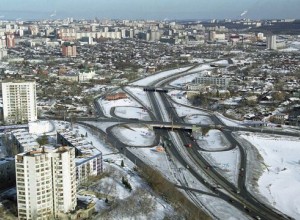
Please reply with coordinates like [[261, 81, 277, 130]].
[[185, 143, 192, 148]]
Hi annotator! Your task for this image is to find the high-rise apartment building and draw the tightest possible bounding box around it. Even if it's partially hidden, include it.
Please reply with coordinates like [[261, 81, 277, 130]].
[[5, 33, 15, 48], [267, 35, 277, 50], [15, 147, 77, 220], [61, 42, 77, 57], [2, 81, 37, 124], [0, 35, 7, 61]]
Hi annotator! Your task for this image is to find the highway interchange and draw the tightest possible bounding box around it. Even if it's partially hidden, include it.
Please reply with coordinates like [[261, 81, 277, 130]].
[[83, 65, 299, 220]]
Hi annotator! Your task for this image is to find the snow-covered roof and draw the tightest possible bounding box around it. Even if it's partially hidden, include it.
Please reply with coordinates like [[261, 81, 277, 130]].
[[57, 129, 102, 165]]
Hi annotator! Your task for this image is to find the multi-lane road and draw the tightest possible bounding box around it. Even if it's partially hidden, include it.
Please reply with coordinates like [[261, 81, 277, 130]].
[[81, 66, 298, 220]]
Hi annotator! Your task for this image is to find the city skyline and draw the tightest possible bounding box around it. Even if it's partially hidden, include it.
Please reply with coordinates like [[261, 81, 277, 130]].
[[0, 0, 300, 20]]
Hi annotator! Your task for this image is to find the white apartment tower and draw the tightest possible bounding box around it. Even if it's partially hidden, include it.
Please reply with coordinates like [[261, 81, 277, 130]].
[[2, 81, 37, 124], [267, 35, 277, 50], [15, 147, 77, 220], [51, 147, 77, 216]]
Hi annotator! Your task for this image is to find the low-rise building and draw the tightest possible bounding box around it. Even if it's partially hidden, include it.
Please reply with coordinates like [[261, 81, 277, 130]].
[[11, 129, 39, 153], [56, 129, 103, 186], [105, 92, 127, 101], [192, 76, 231, 88], [62, 42, 77, 57]]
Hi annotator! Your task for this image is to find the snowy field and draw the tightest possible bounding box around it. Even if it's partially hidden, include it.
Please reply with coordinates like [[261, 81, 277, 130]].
[[215, 112, 244, 127], [195, 194, 251, 220], [172, 102, 209, 117], [211, 60, 229, 66], [130, 66, 191, 86], [128, 147, 174, 181], [199, 147, 241, 186], [185, 114, 214, 125], [111, 124, 156, 147], [240, 132, 300, 219], [195, 129, 231, 151], [114, 106, 151, 121], [168, 90, 193, 106], [80, 160, 176, 219], [186, 64, 213, 73], [168, 73, 199, 87], [124, 86, 152, 109], [98, 97, 141, 117], [82, 121, 120, 133]]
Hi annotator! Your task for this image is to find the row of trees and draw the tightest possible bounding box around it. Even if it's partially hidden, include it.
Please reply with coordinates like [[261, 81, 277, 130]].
[[138, 165, 211, 220]]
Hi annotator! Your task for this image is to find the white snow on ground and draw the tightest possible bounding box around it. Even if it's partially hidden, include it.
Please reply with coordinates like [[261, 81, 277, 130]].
[[128, 147, 175, 181], [131, 66, 191, 86], [279, 47, 299, 52], [98, 97, 141, 117], [82, 85, 107, 93], [129, 146, 212, 194], [222, 97, 242, 106], [194, 129, 231, 151], [239, 132, 300, 219], [190, 58, 205, 63], [186, 64, 213, 73], [82, 121, 120, 133], [185, 114, 214, 125], [199, 147, 241, 186], [212, 60, 229, 65], [286, 41, 300, 50], [114, 106, 150, 120], [172, 102, 209, 117], [215, 112, 244, 127], [86, 163, 175, 219], [124, 87, 152, 109], [111, 124, 156, 146], [168, 90, 193, 106], [195, 195, 251, 220], [169, 73, 199, 87]]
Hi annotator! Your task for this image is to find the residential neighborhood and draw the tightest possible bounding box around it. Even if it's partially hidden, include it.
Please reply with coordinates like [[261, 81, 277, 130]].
[[0, 9, 300, 220]]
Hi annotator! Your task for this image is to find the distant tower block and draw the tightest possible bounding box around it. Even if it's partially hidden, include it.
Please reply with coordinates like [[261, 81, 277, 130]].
[[5, 33, 15, 48], [267, 35, 277, 50]]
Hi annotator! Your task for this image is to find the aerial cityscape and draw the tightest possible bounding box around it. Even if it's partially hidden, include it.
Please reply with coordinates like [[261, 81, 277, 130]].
[[0, 1, 300, 220]]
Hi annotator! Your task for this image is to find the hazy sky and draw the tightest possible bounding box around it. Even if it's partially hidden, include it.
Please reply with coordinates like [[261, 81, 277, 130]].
[[0, 0, 299, 20]]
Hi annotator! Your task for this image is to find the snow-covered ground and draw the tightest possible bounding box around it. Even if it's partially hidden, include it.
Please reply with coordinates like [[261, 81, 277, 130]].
[[185, 114, 214, 125], [190, 58, 205, 63], [131, 66, 191, 86], [215, 112, 244, 127], [199, 147, 240, 186], [80, 161, 176, 219], [82, 85, 108, 93], [221, 97, 242, 106], [169, 73, 199, 87], [172, 102, 209, 117], [128, 147, 174, 181], [239, 132, 300, 219], [98, 96, 141, 117], [82, 121, 120, 133], [168, 90, 192, 105], [195, 195, 251, 220], [186, 64, 213, 73], [111, 124, 156, 147], [195, 129, 231, 151], [211, 60, 229, 66], [124, 86, 152, 109], [114, 106, 151, 120]]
